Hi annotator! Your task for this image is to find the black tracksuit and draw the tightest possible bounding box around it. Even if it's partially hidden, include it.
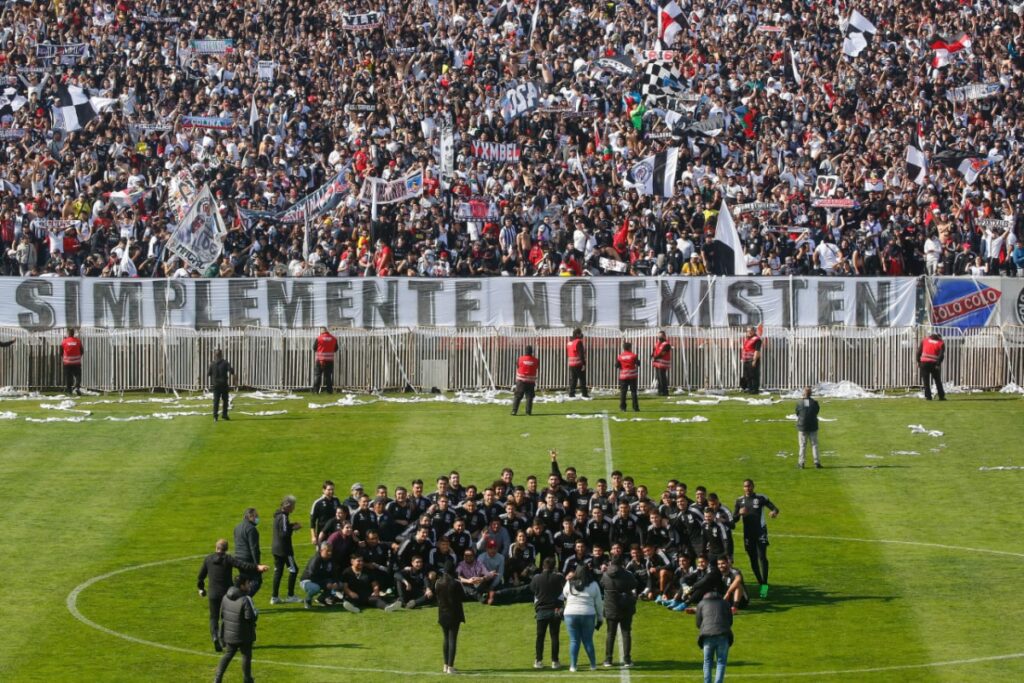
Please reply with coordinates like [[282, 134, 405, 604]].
[[198, 552, 259, 648]]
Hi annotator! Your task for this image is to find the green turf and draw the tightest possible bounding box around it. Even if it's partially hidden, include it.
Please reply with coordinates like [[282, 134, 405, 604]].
[[0, 389, 1022, 682]]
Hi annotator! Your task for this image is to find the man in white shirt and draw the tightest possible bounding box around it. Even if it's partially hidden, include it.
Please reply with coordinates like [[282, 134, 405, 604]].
[[813, 237, 840, 275]]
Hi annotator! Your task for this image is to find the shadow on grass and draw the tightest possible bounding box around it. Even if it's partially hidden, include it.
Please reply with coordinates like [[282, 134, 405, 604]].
[[826, 464, 911, 469], [749, 584, 894, 614], [257, 642, 366, 650], [629, 659, 760, 672]]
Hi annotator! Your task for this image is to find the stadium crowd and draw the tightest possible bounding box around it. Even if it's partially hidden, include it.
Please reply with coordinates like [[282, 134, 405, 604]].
[[3, 0, 1024, 280]]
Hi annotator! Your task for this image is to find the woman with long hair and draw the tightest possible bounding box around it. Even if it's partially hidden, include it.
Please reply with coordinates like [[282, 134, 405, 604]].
[[561, 563, 603, 672], [435, 561, 466, 674]]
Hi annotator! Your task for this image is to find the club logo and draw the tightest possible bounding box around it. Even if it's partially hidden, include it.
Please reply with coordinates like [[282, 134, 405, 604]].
[[631, 161, 653, 184], [931, 280, 1001, 330], [1016, 289, 1024, 325]]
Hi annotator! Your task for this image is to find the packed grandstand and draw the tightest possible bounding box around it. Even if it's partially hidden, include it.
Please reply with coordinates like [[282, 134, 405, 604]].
[[0, 0, 1022, 281]]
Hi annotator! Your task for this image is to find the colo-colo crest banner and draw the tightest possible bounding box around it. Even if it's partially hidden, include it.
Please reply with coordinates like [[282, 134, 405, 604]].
[[1, 277, 919, 330]]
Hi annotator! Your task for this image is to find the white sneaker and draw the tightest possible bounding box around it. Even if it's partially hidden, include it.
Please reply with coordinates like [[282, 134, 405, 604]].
[[569, 666, 577, 673], [551, 661, 561, 670], [342, 600, 361, 614], [284, 595, 302, 603], [447, 666, 459, 674], [384, 601, 402, 612], [269, 597, 282, 605], [534, 660, 544, 669], [443, 665, 449, 674]]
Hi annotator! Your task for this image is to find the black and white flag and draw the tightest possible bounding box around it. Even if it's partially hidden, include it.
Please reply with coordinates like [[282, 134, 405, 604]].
[[342, 12, 383, 30], [905, 124, 927, 185], [0, 90, 27, 120], [786, 46, 802, 86], [933, 149, 990, 185], [595, 53, 635, 75], [500, 82, 540, 123], [841, 10, 877, 58], [625, 148, 679, 197], [51, 84, 107, 132], [641, 60, 685, 107], [712, 199, 746, 276], [684, 113, 726, 137]]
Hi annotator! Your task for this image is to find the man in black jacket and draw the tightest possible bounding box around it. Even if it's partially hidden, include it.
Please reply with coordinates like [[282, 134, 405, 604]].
[[198, 540, 268, 652], [208, 349, 234, 422], [795, 386, 822, 469], [271, 495, 303, 604], [600, 554, 638, 668], [300, 543, 340, 608], [233, 508, 262, 596], [215, 576, 258, 683], [695, 592, 734, 683], [529, 557, 566, 670]]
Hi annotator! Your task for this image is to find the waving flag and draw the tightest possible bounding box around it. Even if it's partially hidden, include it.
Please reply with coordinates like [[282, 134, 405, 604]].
[[625, 148, 679, 197], [713, 199, 746, 275], [905, 124, 927, 185], [841, 10, 877, 57], [930, 33, 971, 68], [658, 0, 688, 47]]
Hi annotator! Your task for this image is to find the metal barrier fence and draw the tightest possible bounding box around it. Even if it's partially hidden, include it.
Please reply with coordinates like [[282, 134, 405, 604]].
[[1, 325, 1022, 393]]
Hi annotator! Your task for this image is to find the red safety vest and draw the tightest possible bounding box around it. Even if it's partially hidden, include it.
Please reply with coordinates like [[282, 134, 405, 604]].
[[516, 354, 539, 383], [652, 340, 672, 369], [920, 337, 944, 363], [316, 332, 338, 363], [566, 339, 584, 368], [741, 335, 760, 362], [61, 337, 83, 365], [617, 351, 639, 380]]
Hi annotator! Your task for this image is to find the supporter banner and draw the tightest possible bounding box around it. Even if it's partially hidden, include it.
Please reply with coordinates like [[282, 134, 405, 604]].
[[343, 12, 383, 30], [637, 50, 677, 61], [344, 103, 376, 112], [0, 128, 27, 140], [133, 13, 181, 23], [471, 141, 520, 163], [168, 169, 200, 223], [599, 257, 628, 273], [930, 277, 1024, 330], [16, 66, 50, 74], [180, 115, 234, 130], [166, 185, 226, 271], [35, 43, 88, 61], [277, 168, 352, 224], [257, 61, 276, 82], [0, 277, 919, 330], [811, 197, 859, 209], [595, 54, 635, 75], [945, 83, 1000, 103], [734, 202, 781, 214], [454, 199, 499, 220], [32, 219, 80, 231], [439, 119, 454, 176], [189, 39, 234, 55], [362, 171, 423, 205], [386, 47, 417, 56], [500, 82, 540, 123], [0, 76, 18, 85], [756, 25, 786, 32]]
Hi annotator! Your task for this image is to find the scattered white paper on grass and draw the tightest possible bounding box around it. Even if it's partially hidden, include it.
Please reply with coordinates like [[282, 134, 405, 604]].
[[979, 465, 1024, 471], [25, 416, 89, 423], [239, 410, 288, 416], [0, 411, 17, 419], [908, 424, 944, 437]]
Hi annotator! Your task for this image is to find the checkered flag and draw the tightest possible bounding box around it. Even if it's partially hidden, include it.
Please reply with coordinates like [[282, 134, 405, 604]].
[[641, 60, 684, 107], [51, 84, 98, 132]]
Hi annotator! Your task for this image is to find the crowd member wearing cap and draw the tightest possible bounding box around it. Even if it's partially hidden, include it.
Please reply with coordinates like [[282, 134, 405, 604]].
[[342, 482, 364, 512]]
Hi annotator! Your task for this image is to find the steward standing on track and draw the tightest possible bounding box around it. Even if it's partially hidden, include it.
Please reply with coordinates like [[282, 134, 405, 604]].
[[61, 328, 84, 395], [740, 327, 762, 394], [616, 342, 640, 412], [565, 327, 589, 397], [918, 332, 946, 401], [208, 349, 235, 421], [651, 331, 672, 397], [566, 328, 589, 398], [312, 326, 339, 394], [512, 344, 540, 416]]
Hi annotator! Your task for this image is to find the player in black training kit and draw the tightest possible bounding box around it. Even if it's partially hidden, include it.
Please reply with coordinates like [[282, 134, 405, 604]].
[[733, 479, 779, 599]]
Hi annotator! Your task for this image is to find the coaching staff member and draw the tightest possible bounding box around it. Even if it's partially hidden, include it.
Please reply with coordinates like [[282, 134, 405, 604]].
[[651, 331, 672, 397], [208, 349, 234, 421], [566, 328, 589, 398], [234, 508, 263, 596], [312, 326, 339, 393], [214, 575, 259, 683], [270, 495, 303, 604], [512, 344, 539, 416], [61, 328, 84, 395], [616, 341, 639, 412], [198, 539, 268, 651]]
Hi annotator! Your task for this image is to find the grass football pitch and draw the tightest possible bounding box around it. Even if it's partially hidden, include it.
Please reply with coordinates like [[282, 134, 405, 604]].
[[0, 388, 1022, 682]]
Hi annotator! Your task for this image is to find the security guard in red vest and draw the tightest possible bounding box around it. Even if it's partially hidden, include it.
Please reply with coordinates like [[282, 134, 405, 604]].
[[651, 330, 672, 396], [512, 344, 539, 416], [616, 341, 640, 412], [918, 332, 946, 401], [740, 327, 762, 394], [566, 328, 589, 398], [61, 328, 84, 395], [312, 327, 339, 394]]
